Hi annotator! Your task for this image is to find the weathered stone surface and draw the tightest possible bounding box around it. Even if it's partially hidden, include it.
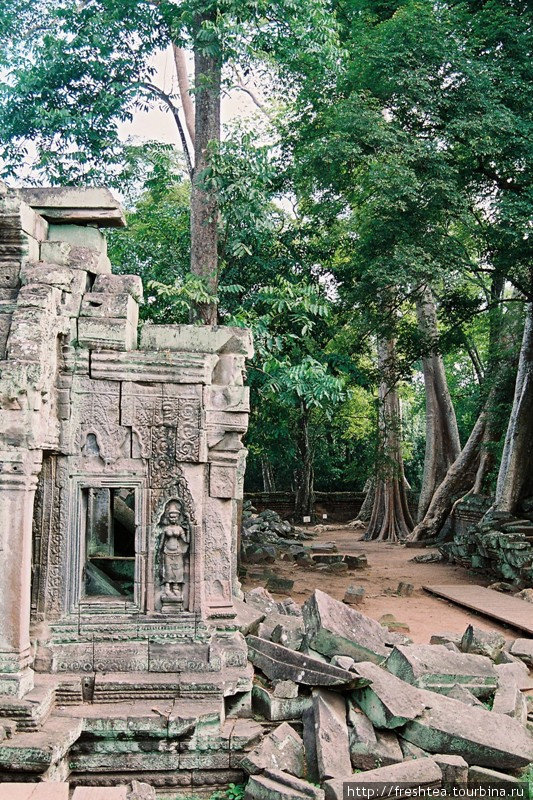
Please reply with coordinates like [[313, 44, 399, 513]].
[[347, 705, 403, 770], [429, 632, 463, 648], [252, 683, 311, 721], [467, 765, 524, 788], [140, 324, 253, 357], [491, 682, 528, 723], [241, 722, 305, 777], [509, 638, 533, 666], [93, 273, 143, 299], [0, 784, 69, 799], [324, 758, 442, 800], [247, 636, 365, 688], [494, 660, 531, 690], [331, 655, 356, 671], [386, 644, 498, 697], [343, 585, 365, 606], [460, 625, 505, 661], [233, 597, 265, 636], [302, 589, 393, 663], [245, 770, 324, 800], [446, 684, 484, 707], [433, 754, 468, 786], [352, 661, 428, 728], [127, 781, 156, 800], [20, 187, 126, 227], [245, 588, 286, 616], [273, 680, 299, 699], [47, 223, 108, 250], [270, 618, 305, 651], [303, 689, 351, 781]]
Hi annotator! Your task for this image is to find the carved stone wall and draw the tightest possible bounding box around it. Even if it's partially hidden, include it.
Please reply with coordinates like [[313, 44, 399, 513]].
[[0, 185, 253, 695]]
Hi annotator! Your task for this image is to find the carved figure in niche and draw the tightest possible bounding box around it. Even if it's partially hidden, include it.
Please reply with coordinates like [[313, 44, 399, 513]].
[[158, 500, 190, 605]]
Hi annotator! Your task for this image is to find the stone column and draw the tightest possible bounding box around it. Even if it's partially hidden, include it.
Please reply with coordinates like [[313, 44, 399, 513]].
[[0, 450, 42, 697]]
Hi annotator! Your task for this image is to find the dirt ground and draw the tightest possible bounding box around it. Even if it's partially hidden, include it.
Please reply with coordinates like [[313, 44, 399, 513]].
[[241, 524, 523, 643]]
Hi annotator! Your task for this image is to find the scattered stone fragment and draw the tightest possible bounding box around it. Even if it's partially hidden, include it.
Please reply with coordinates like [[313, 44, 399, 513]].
[[343, 585, 365, 606], [331, 655, 356, 671], [127, 782, 156, 800], [433, 755, 468, 786], [352, 661, 428, 729], [495, 660, 531, 690], [247, 637, 364, 688], [258, 612, 304, 646], [467, 766, 523, 788], [410, 552, 444, 563], [400, 739, 430, 760], [311, 542, 338, 553], [266, 576, 295, 594], [252, 683, 311, 721], [344, 554, 368, 569], [488, 582, 516, 594], [233, 597, 265, 636], [304, 689, 351, 781], [397, 582, 414, 596], [515, 588, 533, 604], [302, 589, 394, 663], [510, 638, 533, 666], [324, 758, 442, 800], [446, 684, 484, 707], [460, 625, 505, 661], [379, 614, 410, 634], [271, 621, 305, 651], [492, 683, 528, 724], [347, 705, 403, 770], [386, 644, 498, 698], [429, 632, 463, 648], [245, 588, 281, 616], [273, 680, 299, 699], [241, 722, 305, 777], [245, 769, 325, 800]]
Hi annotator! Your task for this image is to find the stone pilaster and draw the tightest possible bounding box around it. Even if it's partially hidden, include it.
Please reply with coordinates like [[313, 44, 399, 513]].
[[0, 450, 42, 696]]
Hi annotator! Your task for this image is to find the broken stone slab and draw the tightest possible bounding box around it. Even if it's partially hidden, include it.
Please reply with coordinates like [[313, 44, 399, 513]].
[[273, 680, 299, 699], [509, 638, 533, 666], [397, 582, 414, 596], [467, 766, 524, 789], [252, 683, 312, 721], [385, 644, 498, 698], [69, 245, 112, 275], [495, 660, 531, 690], [460, 625, 505, 661], [245, 587, 282, 616], [324, 758, 442, 800], [343, 585, 365, 606], [240, 722, 305, 777], [331, 655, 357, 671], [271, 619, 305, 651], [492, 683, 528, 724], [302, 589, 393, 663], [304, 689, 351, 781], [140, 323, 254, 357], [247, 636, 367, 689], [429, 632, 463, 648], [353, 661, 533, 769], [344, 554, 368, 569], [400, 739, 430, 760], [127, 782, 157, 800], [347, 704, 403, 771], [233, 597, 265, 636], [266, 576, 295, 594], [245, 769, 324, 800]]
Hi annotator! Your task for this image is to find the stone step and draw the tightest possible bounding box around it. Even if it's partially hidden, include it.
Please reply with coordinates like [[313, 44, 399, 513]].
[[0, 684, 56, 732], [0, 717, 83, 773]]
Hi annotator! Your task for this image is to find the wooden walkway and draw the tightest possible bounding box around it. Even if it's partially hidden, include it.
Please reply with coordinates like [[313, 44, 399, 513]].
[[423, 584, 533, 635]]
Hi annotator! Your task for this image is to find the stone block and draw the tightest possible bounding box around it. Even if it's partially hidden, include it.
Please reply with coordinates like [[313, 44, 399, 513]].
[[429, 632, 463, 647], [210, 464, 236, 498], [21, 262, 87, 294], [460, 625, 505, 660], [90, 349, 217, 384], [446, 684, 484, 707], [273, 680, 299, 699], [467, 765, 524, 788], [80, 292, 139, 327], [302, 589, 393, 663], [21, 187, 125, 227], [77, 316, 137, 351], [241, 722, 305, 777], [233, 597, 265, 636], [47, 223, 108, 251], [491, 682, 528, 723], [347, 705, 403, 771], [140, 324, 253, 357], [69, 246, 111, 274], [352, 662, 427, 729], [39, 240, 72, 265], [343, 585, 365, 605], [245, 769, 324, 800], [509, 638, 533, 666], [495, 660, 531, 690], [303, 689, 351, 781], [252, 684, 312, 721], [93, 273, 143, 299], [0, 263, 21, 289], [270, 619, 305, 651], [433, 754, 468, 786], [324, 758, 442, 800], [247, 636, 364, 689], [385, 644, 498, 697]]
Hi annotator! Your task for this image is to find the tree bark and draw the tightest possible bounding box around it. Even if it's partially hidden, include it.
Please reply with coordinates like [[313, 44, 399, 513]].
[[294, 402, 315, 521], [409, 409, 487, 541], [190, 31, 220, 324], [261, 456, 276, 493], [365, 338, 414, 542], [357, 478, 375, 523], [492, 302, 533, 514], [416, 287, 461, 520]]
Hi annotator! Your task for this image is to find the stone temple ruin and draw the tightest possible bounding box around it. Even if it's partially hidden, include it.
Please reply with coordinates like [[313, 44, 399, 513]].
[[0, 185, 256, 788]]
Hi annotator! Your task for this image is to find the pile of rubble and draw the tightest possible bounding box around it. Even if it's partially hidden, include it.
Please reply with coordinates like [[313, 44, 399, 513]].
[[241, 507, 368, 574], [444, 496, 533, 586], [233, 587, 533, 800]]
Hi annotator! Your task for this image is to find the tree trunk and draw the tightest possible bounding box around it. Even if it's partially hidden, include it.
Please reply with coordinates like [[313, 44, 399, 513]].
[[492, 302, 533, 514], [409, 409, 487, 541], [357, 478, 375, 523], [261, 456, 276, 493], [189, 33, 220, 324], [172, 44, 196, 146], [365, 338, 414, 542], [294, 402, 315, 521], [416, 287, 461, 520]]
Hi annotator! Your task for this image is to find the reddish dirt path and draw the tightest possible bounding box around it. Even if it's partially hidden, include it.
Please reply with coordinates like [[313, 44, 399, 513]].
[[241, 525, 520, 643]]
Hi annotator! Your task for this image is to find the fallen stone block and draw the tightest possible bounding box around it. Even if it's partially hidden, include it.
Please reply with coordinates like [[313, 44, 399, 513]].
[[233, 597, 265, 636], [510, 638, 533, 666], [353, 661, 533, 769], [266, 576, 295, 593], [245, 587, 282, 615], [397, 582, 414, 596], [433, 755, 468, 786], [467, 765, 524, 789], [400, 739, 429, 760], [495, 660, 531, 690], [344, 554, 368, 569], [492, 683, 528, 724], [127, 782, 156, 800], [429, 632, 463, 648], [515, 588, 533, 604], [348, 705, 403, 770], [331, 655, 357, 671], [247, 636, 366, 688], [303, 689, 351, 781], [379, 614, 410, 634], [446, 684, 484, 707], [386, 644, 498, 698], [252, 683, 312, 721], [241, 722, 305, 777], [460, 625, 505, 661], [273, 680, 299, 699], [245, 769, 324, 800], [302, 589, 393, 663], [324, 758, 442, 800], [343, 585, 365, 606]]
